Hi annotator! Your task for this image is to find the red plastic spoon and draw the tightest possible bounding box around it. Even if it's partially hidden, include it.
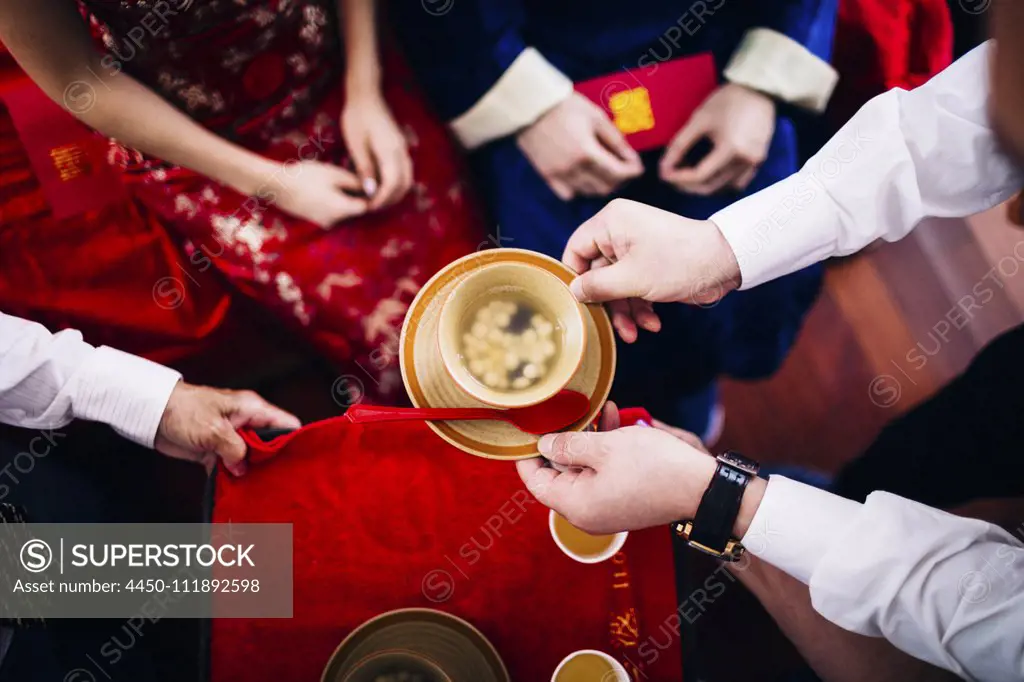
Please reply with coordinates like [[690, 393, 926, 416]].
[[343, 389, 591, 435]]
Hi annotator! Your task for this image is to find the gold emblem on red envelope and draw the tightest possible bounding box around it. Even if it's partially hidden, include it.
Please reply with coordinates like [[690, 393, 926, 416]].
[[49, 143, 92, 182], [608, 86, 655, 135]]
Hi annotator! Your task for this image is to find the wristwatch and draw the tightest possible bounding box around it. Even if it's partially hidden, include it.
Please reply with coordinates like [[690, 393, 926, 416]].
[[672, 451, 760, 562]]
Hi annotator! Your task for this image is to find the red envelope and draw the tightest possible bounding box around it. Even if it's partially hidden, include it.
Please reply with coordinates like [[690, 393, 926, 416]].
[[575, 53, 718, 151], [0, 81, 126, 219]]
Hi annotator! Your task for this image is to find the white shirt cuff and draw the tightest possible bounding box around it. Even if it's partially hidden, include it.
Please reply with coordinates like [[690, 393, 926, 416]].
[[711, 173, 839, 289], [69, 347, 181, 448], [449, 47, 574, 149], [741, 475, 862, 584]]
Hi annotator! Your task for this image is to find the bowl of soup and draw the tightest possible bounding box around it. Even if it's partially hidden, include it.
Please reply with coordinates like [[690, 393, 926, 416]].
[[437, 261, 587, 408]]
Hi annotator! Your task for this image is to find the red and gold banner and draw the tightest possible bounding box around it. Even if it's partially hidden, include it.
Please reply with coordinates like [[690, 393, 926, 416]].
[[0, 82, 125, 219]]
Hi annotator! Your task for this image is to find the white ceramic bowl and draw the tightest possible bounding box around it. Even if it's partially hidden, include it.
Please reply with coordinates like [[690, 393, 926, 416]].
[[438, 261, 586, 408]]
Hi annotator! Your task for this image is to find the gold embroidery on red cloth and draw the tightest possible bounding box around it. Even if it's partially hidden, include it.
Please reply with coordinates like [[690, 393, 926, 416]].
[[316, 271, 364, 300], [49, 144, 92, 182], [623, 659, 642, 681], [362, 297, 408, 346], [612, 550, 631, 589], [275, 271, 311, 325], [608, 549, 646, 679], [609, 607, 640, 647]]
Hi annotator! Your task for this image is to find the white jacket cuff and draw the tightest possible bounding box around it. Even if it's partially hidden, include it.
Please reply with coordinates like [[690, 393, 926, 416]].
[[70, 347, 181, 448], [450, 47, 574, 149], [724, 28, 838, 113], [741, 475, 862, 585]]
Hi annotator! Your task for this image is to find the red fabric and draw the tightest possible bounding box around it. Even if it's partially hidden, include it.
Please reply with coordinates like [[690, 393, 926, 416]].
[[1, 83, 125, 218], [0, 43, 21, 90], [828, 0, 953, 128], [575, 53, 718, 152], [82, 0, 485, 401], [0, 68, 232, 363], [212, 408, 684, 681]]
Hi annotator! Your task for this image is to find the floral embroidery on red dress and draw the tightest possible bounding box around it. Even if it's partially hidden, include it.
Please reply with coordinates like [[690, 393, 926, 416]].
[[80, 0, 484, 403]]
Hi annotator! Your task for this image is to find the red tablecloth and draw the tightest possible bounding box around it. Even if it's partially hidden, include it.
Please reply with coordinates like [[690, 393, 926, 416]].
[[211, 409, 684, 681]]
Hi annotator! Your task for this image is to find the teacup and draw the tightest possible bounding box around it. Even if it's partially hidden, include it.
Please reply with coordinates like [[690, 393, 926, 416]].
[[549, 510, 628, 564], [551, 649, 629, 682], [438, 261, 586, 408]]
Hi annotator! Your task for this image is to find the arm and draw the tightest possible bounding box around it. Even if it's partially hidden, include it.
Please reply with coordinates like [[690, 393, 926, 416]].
[[516, 409, 1024, 682], [712, 41, 1023, 289], [0, 312, 300, 476], [0, 0, 371, 226], [340, 0, 381, 96], [0, 312, 181, 447], [730, 556, 960, 682], [0, 0, 275, 197], [741, 478, 1024, 681], [337, 0, 412, 208]]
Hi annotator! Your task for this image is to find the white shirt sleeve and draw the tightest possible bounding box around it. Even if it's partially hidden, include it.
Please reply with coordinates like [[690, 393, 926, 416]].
[[711, 41, 1024, 289], [0, 312, 182, 448], [742, 476, 1024, 681]]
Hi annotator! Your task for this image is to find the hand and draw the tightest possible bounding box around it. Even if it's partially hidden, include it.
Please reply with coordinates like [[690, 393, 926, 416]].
[[155, 382, 301, 477], [659, 84, 775, 195], [517, 92, 644, 201], [262, 160, 370, 228], [341, 92, 414, 210], [562, 198, 741, 342], [515, 403, 720, 534]]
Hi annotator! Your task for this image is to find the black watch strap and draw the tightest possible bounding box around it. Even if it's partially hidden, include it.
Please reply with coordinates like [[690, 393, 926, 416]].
[[685, 452, 759, 560]]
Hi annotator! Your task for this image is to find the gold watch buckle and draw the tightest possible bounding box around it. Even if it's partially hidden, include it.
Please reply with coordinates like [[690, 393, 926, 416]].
[[672, 520, 745, 562]]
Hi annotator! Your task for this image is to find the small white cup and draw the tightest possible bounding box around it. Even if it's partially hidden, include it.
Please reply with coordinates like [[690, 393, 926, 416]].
[[549, 510, 627, 564], [551, 649, 629, 682]]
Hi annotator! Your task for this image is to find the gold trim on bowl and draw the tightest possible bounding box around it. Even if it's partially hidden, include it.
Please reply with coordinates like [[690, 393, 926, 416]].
[[321, 608, 510, 682]]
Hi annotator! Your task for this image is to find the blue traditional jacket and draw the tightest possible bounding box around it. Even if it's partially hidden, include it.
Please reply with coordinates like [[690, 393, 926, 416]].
[[393, 0, 838, 150]]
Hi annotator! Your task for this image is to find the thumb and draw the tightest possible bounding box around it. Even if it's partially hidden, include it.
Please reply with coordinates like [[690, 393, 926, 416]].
[[348, 142, 378, 198], [515, 458, 576, 516], [659, 117, 705, 178], [326, 191, 369, 223], [569, 262, 640, 303], [325, 164, 365, 193], [209, 421, 249, 477], [516, 457, 559, 506], [594, 114, 641, 169], [537, 431, 604, 468]]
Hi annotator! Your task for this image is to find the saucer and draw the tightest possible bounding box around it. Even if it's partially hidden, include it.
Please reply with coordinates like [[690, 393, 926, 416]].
[[321, 608, 509, 682], [399, 248, 616, 460]]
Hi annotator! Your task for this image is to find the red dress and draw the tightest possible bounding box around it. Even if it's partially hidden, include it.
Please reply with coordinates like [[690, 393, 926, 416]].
[[80, 0, 484, 402]]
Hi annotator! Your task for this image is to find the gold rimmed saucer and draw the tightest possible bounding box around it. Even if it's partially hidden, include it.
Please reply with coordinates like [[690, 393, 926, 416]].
[[321, 608, 509, 682], [399, 248, 616, 460]]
